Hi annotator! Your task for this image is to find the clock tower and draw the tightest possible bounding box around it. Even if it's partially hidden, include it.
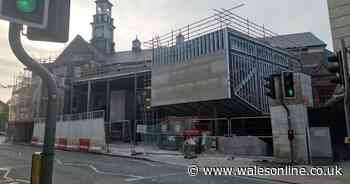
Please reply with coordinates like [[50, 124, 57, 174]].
[[91, 0, 115, 55]]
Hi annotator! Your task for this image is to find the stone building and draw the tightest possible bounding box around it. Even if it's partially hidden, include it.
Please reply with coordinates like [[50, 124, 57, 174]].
[[31, 0, 152, 142], [264, 32, 335, 107]]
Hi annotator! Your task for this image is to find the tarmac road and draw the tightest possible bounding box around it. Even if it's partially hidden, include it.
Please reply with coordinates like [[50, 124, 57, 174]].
[[0, 143, 286, 184]]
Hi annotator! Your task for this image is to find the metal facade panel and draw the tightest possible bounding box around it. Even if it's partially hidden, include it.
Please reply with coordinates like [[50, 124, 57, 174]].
[[152, 28, 300, 113], [152, 51, 228, 107]]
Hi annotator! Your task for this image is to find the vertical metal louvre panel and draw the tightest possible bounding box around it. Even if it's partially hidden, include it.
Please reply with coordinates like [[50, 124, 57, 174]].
[[210, 32, 214, 52], [195, 38, 199, 57], [176, 44, 179, 63], [182, 42, 185, 62], [213, 32, 216, 52], [166, 46, 170, 64], [194, 39, 197, 57], [179, 43, 182, 62], [202, 36, 205, 55], [204, 34, 208, 54], [185, 42, 188, 62], [193, 38, 196, 57]]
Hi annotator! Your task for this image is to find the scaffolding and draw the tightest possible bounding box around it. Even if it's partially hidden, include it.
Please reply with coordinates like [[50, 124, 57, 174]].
[[8, 71, 33, 123], [144, 7, 303, 52], [78, 61, 152, 80]]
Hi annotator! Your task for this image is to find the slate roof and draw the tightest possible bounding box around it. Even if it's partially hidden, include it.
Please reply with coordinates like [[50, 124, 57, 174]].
[[104, 49, 152, 64], [54, 34, 152, 66], [55, 35, 105, 65], [263, 32, 327, 49]]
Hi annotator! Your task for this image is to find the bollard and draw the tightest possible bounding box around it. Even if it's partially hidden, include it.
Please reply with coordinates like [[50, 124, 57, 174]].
[[31, 152, 42, 184]]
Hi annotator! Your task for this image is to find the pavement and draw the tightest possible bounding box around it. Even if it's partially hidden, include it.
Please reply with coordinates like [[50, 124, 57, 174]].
[[0, 141, 286, 184], [107, 143, 350, 184]]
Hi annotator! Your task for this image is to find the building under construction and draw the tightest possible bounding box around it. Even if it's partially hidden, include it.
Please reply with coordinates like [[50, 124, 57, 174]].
[[7, 71, 33, 142], [11, 1, 336, 155]]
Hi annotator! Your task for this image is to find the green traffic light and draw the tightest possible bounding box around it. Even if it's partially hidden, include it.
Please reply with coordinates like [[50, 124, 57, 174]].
[[16, 0, 37, 13], [287, 89, 294, 97]]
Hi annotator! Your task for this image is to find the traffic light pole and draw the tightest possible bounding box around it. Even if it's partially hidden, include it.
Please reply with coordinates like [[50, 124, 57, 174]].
[[341, 39, 350, 137], [8, 23, 57, 184], [278, 76, 294, 164]]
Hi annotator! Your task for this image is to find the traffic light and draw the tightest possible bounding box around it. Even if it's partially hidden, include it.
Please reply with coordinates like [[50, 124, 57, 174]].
[[327, 51, 344, 85], [144, 97, 151, 111], [27, 0, 70, 42], [0, 0, 70, 42], [264, 75, 276, 99], [144, 87, 151, 111], [0, 0, 50, 29], [282, 71, 295, 98]]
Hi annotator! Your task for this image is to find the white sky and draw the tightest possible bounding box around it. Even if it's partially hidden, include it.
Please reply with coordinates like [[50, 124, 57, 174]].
[[0, 0, 333, 102]]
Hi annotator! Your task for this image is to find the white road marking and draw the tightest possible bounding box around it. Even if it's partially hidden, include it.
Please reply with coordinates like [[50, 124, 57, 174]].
[[0, 167, 12, 181], [125, 172, 184, 182], [55, 159, 144, 180], [14, 179, 30, 183], [126, 158, 160, 167], [0, 168, 30, 183], [55, 158, 63, 165]]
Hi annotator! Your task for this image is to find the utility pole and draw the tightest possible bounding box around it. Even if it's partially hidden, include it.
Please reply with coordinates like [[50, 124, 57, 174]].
[[341, 39, 350, 137]]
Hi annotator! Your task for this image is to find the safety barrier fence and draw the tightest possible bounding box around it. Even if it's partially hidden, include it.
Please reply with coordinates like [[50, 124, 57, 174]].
[[32, 110, 106, 153]]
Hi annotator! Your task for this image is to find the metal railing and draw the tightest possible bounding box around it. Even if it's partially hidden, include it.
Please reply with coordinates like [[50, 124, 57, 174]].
[[144, 7, 302, 50], [105, 120, 131, 142], [79, 62, 152, 80], [34, 110, 105, 124]]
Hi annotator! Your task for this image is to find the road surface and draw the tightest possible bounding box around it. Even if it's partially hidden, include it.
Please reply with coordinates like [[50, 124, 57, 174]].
[[0, 143, 284, 184]]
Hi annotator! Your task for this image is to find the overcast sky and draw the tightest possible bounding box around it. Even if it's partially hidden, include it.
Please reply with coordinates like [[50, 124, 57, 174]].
[[0, 0, 332, 102]]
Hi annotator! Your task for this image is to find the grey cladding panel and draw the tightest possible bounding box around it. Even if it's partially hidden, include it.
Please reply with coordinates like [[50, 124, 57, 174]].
[[152, 51, 228, 106]]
